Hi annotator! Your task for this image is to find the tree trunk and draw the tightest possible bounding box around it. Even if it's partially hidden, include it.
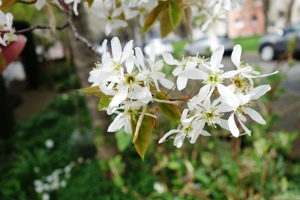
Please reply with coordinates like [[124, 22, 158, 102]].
[[67, 6, 118, 160], [285, 0, 295, 25]]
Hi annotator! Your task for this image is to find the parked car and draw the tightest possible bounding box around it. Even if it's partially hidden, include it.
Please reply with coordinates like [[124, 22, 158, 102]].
[[185, 35, 235, 56], [259, 21, 300, 61]]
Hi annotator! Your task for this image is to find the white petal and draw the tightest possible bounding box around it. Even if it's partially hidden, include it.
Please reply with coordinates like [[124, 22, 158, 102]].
[[158, 130, 180, 143], [107, 113, 125, 132], [172, 66, 183, 76], [228, 113, 239, 137], [185, 61, 197, 70], [191, 84, 211, 104], [121, 40, 133, 63], [221, 70, 239, 79], [177, 76, 188, 91], [111, 37, 122, 61], [159, 78, 175, 89], [231, 45, 242, 68], [109, 86, 128, 107], [249, 85, 271, 100], [217, 84, 239, 108], [244, 107, 266, 125], [218, 118, 230, 131], [200, 130, 211, 136], [35, 0, 46, 10], [179, 69, 207, 80], [210, 46, 224, 72], [134, 47, 145, 68], [162, 53, 177, 65], [174, 134, 185, 148], [237, 117, 251, 136]]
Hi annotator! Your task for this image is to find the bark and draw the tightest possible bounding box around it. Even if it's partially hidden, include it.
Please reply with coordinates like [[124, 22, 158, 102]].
[[67, 6, 118, 160]]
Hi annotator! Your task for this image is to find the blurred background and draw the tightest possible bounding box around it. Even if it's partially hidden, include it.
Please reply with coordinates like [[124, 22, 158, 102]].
[[1, 0, 300, 199]]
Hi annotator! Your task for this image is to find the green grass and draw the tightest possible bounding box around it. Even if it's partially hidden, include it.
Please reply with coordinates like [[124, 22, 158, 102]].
[[233, 35, 263, 52]]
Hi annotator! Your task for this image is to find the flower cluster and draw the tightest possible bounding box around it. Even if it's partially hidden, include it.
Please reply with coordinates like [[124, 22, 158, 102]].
[[0, 10, 17, 46], [88, 37, 277, 149]]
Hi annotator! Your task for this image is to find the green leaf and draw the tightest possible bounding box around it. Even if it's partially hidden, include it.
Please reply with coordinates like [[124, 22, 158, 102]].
[[131, 108, 154, 160], [169, 1, 182, 28], [78, 86, 105, 98], [115, 130, 132, 152], [0, 0, 19, 11], [155, 92, 181, 124], [142, 1, 167, 34], [160, 6, 173, 38], [98, 96, 111, 110]]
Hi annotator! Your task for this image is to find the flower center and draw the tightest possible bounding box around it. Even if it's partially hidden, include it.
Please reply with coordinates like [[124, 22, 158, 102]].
[[125, 74, 136, 85]]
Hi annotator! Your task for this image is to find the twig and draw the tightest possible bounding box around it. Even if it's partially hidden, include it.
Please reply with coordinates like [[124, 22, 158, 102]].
[[67, 9, 101, 58], [15, 23, 69, 34], [19, 0, 37, 4], [153, 98, 180, 105]]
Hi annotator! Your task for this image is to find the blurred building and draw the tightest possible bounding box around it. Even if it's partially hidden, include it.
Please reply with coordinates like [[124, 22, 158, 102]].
[[228, 0, 265, 38], [267, 0, 300, 32]]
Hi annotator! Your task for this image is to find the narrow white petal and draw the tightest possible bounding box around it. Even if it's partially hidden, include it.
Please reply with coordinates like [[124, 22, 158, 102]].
[[135, 47, 145, 68], [174, 134, 185, 148], [177, 76, 188, 91], [35, 0, 46, 10], [109, 86, 128, 107], [249, 85, 271, 100], [221, 70, 239, 79], [200, 130, 211, 136], [179, 69, 207, 80], [172, 66, 183, 76], [228, 113, 239, 137], [211, 46, 224, 71], [231, 45, 242, 68], [159, 78, 175, 89], [244, 107, 266, 125], [121, 40, 133, 63], [185, 61, 197, 70], [218, 118, 230, 131], [107, 113, 125, 132], [237, 117, 251, 136], [217, 84, 239, 108], [162, 53, 177, 65], [111, 37, 122, 61], [158, 130, 180, 143]]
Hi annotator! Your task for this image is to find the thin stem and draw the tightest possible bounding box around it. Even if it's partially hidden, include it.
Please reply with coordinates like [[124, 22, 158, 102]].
[[14, 23, 69, 34], [19, 0, 37, 4], [67, 9, 102, 58], [132, 105, 147, 143], [152, 98, 180, 105]]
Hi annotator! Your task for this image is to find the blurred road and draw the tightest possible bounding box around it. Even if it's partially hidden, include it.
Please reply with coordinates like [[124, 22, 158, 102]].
[[222, 52, 300, 92]]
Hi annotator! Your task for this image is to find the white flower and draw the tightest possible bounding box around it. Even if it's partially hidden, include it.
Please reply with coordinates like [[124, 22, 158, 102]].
[[231, 44, 278, 89], [91, 1, 127, 35], [135, 45, 174, 91], [64, 0, 81, 16], [107, 100, 145, 134], [227, 85, 271, 137], [42, 193, 50, 200], [159, 109, 211, 148], [201, 3, 227, 31], [180, 46, 239, 107], [162, 53, 197, 91]]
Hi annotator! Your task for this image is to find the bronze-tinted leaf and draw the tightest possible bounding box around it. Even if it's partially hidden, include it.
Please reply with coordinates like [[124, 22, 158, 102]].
[[98, 96, 111, 111], [78, 86, 105, 98], [142, 1, 167, 34], [131, 108, 154, 160], [45, 3, 57, 33], [160, 6, 173, 38], [0, 0, 18, 11], [155, 92, 181, 124]]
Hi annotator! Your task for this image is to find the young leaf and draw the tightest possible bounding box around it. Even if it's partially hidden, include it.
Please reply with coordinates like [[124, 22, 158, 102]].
[[169, 1, 183, 28], [0, 0, 19, 11], [98, 96, 111, 110], [0, 51, 6, 70], [142, 1, 167, 34], [78, 86, 105, 98], [155, 92, 181, 124], [160, 6, 173, 38], [131, 108, 154, 160], [45, 3, 57, 33]]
